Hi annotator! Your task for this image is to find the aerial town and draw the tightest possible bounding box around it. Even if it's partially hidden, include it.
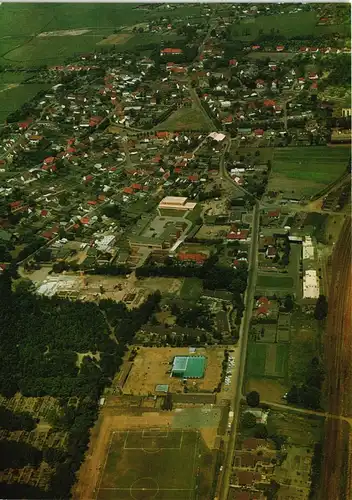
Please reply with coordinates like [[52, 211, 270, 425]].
[[0, 3, 350, 500]]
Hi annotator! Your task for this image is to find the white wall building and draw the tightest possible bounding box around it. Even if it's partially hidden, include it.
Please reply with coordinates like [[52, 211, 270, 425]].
[[303, 269, 320, 299]]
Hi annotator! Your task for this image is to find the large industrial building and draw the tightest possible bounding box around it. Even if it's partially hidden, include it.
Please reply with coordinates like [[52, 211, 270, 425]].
[[157, 196, 197, 216]]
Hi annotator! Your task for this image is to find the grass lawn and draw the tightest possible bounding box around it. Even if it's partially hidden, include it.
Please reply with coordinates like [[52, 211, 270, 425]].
[[256, 274, 294, 290], [180, 277, 203, 301], [272, 147, 350, 185], [0, 83, 50, 123], [97, 429, 213, 500], [156, 105, 211, 132], [246, 343, 267, 378], [267, 410, 324, 447], [230, 146, 274, 163], [275, 344, 289, 379], [232, 10, 349, 40]]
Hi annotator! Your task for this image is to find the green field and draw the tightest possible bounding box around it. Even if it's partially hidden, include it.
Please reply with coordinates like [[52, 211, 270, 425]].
[[0, 83, 50, 123], [97, 429, 212, 500], [230, 146, 274, 163], [156, 106, 211, 132], [180, 278, 203, 301], [246, 343, 267, 377], [256, 274, 294, 290], [275, 344, 289, 378], [272, 147, 350, 184], [231, 10, 350, 40]]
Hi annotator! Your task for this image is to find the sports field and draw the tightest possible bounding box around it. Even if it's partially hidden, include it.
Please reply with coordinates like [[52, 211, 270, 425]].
[[268, 147, 350, 198], [97, 429, 201, 500]]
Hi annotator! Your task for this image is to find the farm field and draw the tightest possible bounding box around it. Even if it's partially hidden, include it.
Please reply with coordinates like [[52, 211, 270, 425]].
[[231, 10, 350, 40], [230, 146, 274, 164], [0, 83, 50, 123], [156, 105, 211, 132], [256, 274, 294, 290], [97, 429, 201, 500], [179, 277, 203, 301], [268, 146, 350, 198], [246, 343, 289, 380]]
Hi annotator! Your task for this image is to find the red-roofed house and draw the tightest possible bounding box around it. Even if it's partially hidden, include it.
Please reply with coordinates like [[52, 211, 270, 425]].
[[276, 45, 285, 52], [256, 297, 269, 307], [251, 45, 261, 50], [10, 201, 22, 209], [178, 252, 207, 264], [40, 209, 48, 217], [87, 200, 97, 206], [263, 100, 276, 108], [188, 175, 198, 182], [226, 229, 249, 241], [311, 82, 318, 90], [84, 174, 93, 183], [80, 217, 90, 225], [256, 306, 270, 317], [265, 246, 277, 259], [254, 129, 264, 137], [89, 116, 103, 127], [308, 72, 319, 80], [229, 59, 238, 67], [160, 48, 183, 56], [268, 209, 280, 218], [131, 183, 142, 190], [256, 79, 265, 89], [18, 120, 32, 130], [44, 156, 55, 164], [156, 131, 169, 139], [123, 187, 133, 195], [222, 115, 234, 125], [299, 47, 309, 53]]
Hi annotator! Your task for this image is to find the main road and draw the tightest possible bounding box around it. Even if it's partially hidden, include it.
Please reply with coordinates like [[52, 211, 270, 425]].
[[217, 199, 260, 500]]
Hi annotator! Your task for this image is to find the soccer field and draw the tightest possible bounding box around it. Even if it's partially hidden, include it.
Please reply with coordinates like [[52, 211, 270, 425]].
[[97, 429, 204, 500]]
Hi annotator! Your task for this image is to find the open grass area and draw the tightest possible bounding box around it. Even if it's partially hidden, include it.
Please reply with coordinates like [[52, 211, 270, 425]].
[[179, 278, 203, 301], [231, 10, 349, 40], [272, 147, 350, 185], [268, 146, 350, 198], [0, 83, 50, 123], [97, 429, 210, 500], [256, 274, 294, 290], [230, 146, 274, 163], [246, 343, 267, 378], [156, 105, 211, 132], [267, 410, 323, 447]]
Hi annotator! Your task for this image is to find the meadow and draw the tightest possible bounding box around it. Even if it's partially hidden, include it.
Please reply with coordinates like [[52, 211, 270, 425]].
[[156, 105, 211, 132], [231, 10, 350, 40], [268, 146, 350, 198], [0, 83, 50, 123]]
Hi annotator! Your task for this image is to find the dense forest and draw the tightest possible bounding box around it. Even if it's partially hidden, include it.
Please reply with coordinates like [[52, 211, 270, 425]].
[[0, 270, 161, 498]]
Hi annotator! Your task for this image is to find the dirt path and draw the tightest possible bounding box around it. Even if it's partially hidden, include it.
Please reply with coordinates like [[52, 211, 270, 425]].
[[320, 217, 352, 500]]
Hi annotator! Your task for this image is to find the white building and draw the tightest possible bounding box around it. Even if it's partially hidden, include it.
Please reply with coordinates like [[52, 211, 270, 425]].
[[158, 196, 197, 214], [303, 269, 320, 299], [302, 236, 315, 260]]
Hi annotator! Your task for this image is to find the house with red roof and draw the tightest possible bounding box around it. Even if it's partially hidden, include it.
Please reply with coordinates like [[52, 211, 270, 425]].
[[178, 252, 207, 264], [87, 200, 97, 206], [311, 82, 318, 90], [80, 217, 90, 225], [131, 183, 142, 190], [18, 120, 32, 130], [265, 246, 277, 259], [299, 47, 309, 52], [123, 187, 133, 195], [226, 229, 249, 241], [263, 100, 276, 108], [43, 156, 56, 165], [160, 48, 183, 56], [156, 131, 169, 139], [256, 79, 265, 89], [222, 115, 234, 125], [40, 209, 48, 217], [251, 45, 261, 50], [308, 72, 319, 80], [254, 129, 264, 137], [268, 209, 280, 218], [188, 175, 198, 182], [276, 45, 285, 52], [89, 116, 103, 127], [268, 63, 277, 71], [229, 59, 238, 67]]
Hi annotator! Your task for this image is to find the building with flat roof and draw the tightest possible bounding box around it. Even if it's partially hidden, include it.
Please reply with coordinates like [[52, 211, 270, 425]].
[[171, 356, 206, 379], [158, 196, 197, 215], [303, 269, 320, 299]]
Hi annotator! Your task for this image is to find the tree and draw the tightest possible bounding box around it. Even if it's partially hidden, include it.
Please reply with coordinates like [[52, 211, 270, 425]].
[[254, 423, 268, 439], [314, 295, 328, 320], [246, 391, 260, 407], [241, 412, 256, 428], [283, 295, 294, 312], [11, 278, 34, 295]]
